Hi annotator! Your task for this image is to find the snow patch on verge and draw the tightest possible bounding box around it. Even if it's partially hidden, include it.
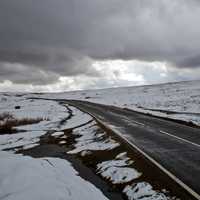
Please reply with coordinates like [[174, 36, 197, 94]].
[[68, 121, 119, 154], [123, 182, 169, 200], [51, 131, 64, 137], [60, 106, 92, 130], [97, 153, 141, 184]]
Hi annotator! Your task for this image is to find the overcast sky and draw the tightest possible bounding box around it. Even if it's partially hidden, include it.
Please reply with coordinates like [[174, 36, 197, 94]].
[[0, 0, 200, 92]]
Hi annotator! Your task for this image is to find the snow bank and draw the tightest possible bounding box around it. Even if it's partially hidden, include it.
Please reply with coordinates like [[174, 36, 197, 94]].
[[60, 105, 92, 130], [68, 121, 119, 154], [0, 151, 109, 200], [123, 182, 168, 200], [97, 152, 141, 184]]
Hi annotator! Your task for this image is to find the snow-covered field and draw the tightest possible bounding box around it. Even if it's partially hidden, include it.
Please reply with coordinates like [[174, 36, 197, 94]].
[[0, 80, 196, 200], [41, 80, 200, 126], [0, 96, 110, 200]]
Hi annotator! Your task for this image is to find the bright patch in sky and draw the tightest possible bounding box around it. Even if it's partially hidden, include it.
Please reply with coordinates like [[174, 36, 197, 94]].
[[0, 60, 199, 92]]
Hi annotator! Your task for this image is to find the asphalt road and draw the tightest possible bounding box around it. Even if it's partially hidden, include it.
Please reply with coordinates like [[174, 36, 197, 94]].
[[68, 100, 200, 198]]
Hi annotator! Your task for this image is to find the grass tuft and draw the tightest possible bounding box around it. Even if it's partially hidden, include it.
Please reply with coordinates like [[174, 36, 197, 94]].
[[0, 112, 45, 134]]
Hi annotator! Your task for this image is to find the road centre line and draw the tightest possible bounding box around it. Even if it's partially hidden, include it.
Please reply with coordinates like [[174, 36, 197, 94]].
[[159, 130, 200, 148]]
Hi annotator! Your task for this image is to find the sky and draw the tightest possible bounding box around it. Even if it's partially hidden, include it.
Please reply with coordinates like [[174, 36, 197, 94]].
[[0, 0, 200, 92]]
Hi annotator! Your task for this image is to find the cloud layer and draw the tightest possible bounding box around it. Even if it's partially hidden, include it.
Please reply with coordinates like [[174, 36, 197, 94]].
[[0, 0, 200, 90]]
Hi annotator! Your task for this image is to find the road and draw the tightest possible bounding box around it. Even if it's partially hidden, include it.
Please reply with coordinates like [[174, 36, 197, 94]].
[[67, 100, 200, 199]]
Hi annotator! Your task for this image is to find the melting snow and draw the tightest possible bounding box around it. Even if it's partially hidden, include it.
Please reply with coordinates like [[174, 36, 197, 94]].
[[123, 182, 169, 200], [0, 130, 45, 150], [97, 153, 141, 184], [51, 131, 64, 137], [60, 106, 92, 130], [68, 121, 119, 154]]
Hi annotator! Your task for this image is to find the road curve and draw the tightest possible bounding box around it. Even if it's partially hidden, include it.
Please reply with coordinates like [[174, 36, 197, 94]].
[[67, 100, 200, 199]]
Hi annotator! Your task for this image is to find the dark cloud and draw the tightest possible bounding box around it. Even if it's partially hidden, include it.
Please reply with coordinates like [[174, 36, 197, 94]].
[[0, 62, 59, 85], [0, 0, 200, 85], [0, 47, 100, 84], [176, 55, 200, 68]]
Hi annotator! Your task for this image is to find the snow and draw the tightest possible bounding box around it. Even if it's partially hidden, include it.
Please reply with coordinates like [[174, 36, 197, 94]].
[[98, 165, 141, 184], [0, 96, 113, 200], [0, 95, 71, 133], [0, 96, 68, 122], [97, 153, 141, 184], [22, 143, 40, 150], [51, 131, 64, 137], [0, 96, 118, 200], [68, 121, 119, 154], [0, 130, 45, 151], [40, 80, 200, 126], [0, 151, 109, 200], [0, 81, 197, 200], [123, 182, 168, 200], [59, 140, 66, 144], [0, 94, 93, 152], [60, 105, 92, 130]]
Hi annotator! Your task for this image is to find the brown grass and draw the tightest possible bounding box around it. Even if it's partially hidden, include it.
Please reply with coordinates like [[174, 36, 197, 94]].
[[0, 112, 45, 134], [0, 112, 13, 121]]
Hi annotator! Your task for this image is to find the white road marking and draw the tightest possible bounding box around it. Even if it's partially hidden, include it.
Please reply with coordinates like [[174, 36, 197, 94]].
[[160, 130, 200, 148], [123, 116, 145, 126], [109, 111, 145, 126], [131, 120, 145, 126]]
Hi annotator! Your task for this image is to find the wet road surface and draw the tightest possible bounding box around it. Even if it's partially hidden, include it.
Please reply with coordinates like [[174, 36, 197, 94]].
[[67, 100, 200, 198]]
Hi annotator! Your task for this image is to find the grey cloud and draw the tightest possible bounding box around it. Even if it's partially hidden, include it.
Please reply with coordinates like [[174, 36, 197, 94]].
[[0, 47, 97, 75], [0, 62, 59, 85], [0, 0, 200, 85], [176, 55, 200, 68], [0, 47, 100, 84], [0, 49, 48, 66]]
